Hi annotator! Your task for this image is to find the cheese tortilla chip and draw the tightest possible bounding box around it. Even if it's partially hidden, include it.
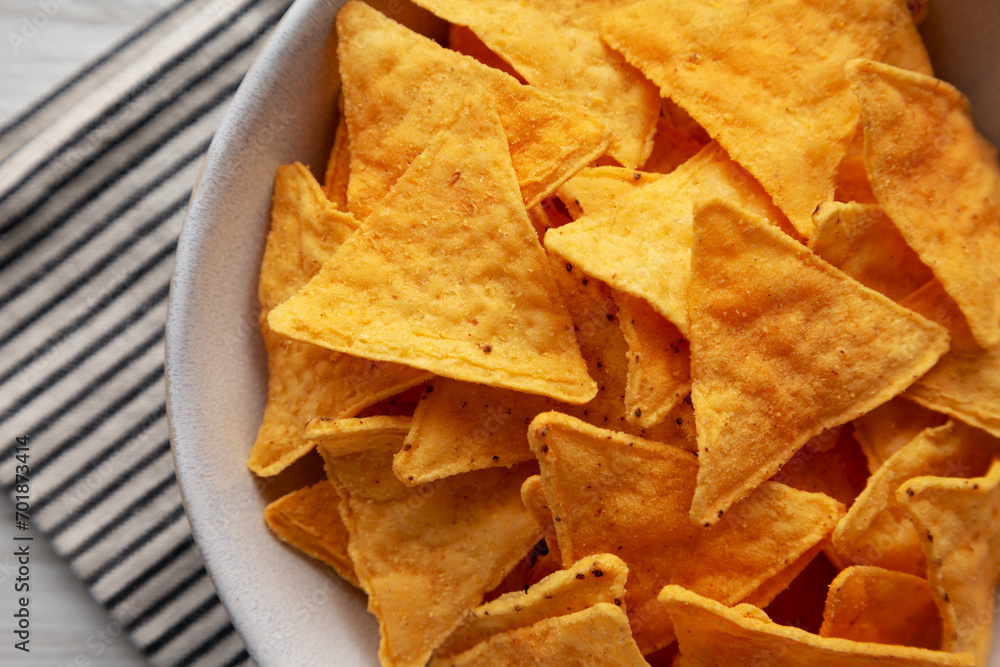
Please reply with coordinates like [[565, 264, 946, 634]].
[[528, 411, 843, 654], [831, 420, 999, 576], [616, 292, 691, 429], [263, 480, 358, 587], [688, 199, 950, 525], [269, 95, 596, 404], [660, 585, 976, 667], [603, 0, 921, 236], [820, 566, 941, 649], [899, 459, 1000, 665], [316, 418, 539, 667], [853, 396, 947, 473], [337, 1, 610, 219], [411, 0, 659, 168], [250, 164, 429, 476], [848, 59, 1000, 347], [546, 142, 792, 335], [809, 202, 933, 303]]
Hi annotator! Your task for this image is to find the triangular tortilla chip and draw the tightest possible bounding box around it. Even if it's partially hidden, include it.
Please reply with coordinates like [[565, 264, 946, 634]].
[[269, 95, 596, 404], [545, 142, 793, 335], [899, 459, 1000, 666], [660, 585, 976, 667], [410, 0, 659, 168], [602, 0, 922, 237], [314, 417, 540, 667], [830, 420, 999, 576], [852, 396, 947, 474], [392, 259, 695, 485], [250, 164, 429, 476], [528, 411, 843, 654], [264, 480, 358, 587], [820, 566, 941, 649], [848, 59, 1000, 348], [900, 280, 1000, 439], [616, 292, 691, 429], [642, 114, 706, 175], [556, 166, 662, 221], [337, 1, 610, 219], [437, 603, 647, 667], [770, 425, 870, 508], [434, 553, 628, 661], [809, 202, 933, 303], [688, 199, 950, 525]]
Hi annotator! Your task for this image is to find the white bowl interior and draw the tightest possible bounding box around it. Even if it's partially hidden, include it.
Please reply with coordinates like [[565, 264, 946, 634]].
[[166, 1, 1000, 665]]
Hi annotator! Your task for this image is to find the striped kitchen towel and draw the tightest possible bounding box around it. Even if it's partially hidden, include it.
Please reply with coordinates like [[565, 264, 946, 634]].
[[0, 0, 296, 664]]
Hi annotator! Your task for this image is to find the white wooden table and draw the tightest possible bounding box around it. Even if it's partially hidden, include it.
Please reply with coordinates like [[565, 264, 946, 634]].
[[0, 2, 175, 664]]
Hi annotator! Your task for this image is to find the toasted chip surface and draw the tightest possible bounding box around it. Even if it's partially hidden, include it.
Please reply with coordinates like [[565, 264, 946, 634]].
[[529, 412, 842, 654], [337, 1, 609, 219], [269, 95, 596, 404], [688, 199, 949, 525], [899, 459, 1000, 666], [852, 396, 948, 473], [556, 166, 662, 221], [849, 59, 1000, 348], [660, 585, 976, 666], [603, 0, 918, 236]]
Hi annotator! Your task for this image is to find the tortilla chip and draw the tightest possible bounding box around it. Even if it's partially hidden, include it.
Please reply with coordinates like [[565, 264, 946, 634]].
[[448, 24, 522, 81], [263, 480, 358, 587], [852, 396, 947, 473], [393, 259, 695, 485], [616, 292, 691, 429], [322, 101, 350, 210], [250, 164, 429, 476], [484, 539, 562, 603], [315, 418, 540, 667], [688, 199, 950, 525], [660, 585, 976, 666], [899, 459, 1000, 665], [848, 59, 1000, 347], [337, 1, 610, 219], [820, 566, 941, 649], [546, 142, 793, 336], [770, 425, 870, 508], [529, 411, 843, 654], [411, 0, 659, 168], [556, 167, 662, 221], [642, 115, 706, 175], [269, 94, 596, 404], [435, 553, 628, 660], [830, 420, 999, 576], [437, 603, 647, 666], [809, 202, 934, 303], [520, 475, 562, 566], [603, 0, 921, 237], [900, 280, 1000, 439]]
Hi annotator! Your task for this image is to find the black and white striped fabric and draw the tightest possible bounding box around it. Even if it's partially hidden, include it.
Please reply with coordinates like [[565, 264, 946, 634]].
[[0, 1, 295, 664]]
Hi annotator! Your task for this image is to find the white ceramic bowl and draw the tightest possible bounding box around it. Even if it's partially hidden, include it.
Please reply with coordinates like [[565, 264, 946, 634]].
[[166, 1, 1000, 665]]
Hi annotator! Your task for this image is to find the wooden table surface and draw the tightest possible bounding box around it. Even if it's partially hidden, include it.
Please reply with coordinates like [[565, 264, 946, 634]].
[[0, 2, 176, 665]]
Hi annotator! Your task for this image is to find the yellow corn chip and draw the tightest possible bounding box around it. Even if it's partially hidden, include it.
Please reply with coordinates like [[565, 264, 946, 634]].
[[322, 100, 350, 210], [250, 164, 429, 476], [556, 166, 662, 221], [546, 142, 792, 336], [520, 475, 562, 566], [900, 280, 1000, 439], [411, 0, 659, 168], [688, 199, 949, 525], [337, 1, 610, 220], [853, 396, 947, 473], [616, 292, 691, 429], [848, 59, 1000, 347], [448, 24, 522, 81], [529, 411, 843, 654], [642, 114, 706, 175], [315, 418, 540, 667], [770, 425, 870, 508], [831, 420, 999, 576], [436, 603, 647, 666], [809, 202, 934, 303], [899, 459, 1000, 666], [660, 585, 976, 667], [603, 0, 921, 236], [269, 95, 596, 405], [264, 480, 358, 587], [434, 553, 628, 661], [820, 566, 941, 649]]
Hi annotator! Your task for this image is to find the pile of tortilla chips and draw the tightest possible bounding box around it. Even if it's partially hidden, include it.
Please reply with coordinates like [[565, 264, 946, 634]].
[[251, 1, 1000, 665]]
